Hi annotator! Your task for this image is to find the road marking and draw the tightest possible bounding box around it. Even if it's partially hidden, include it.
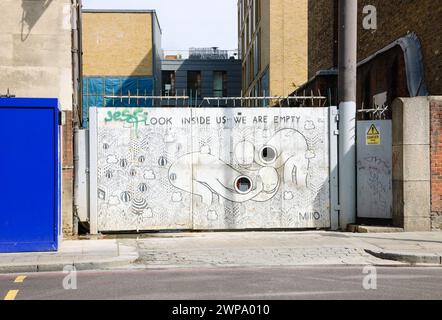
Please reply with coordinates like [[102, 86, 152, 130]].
[[4, 290, 19, 300], [14, 276, 27, 283]]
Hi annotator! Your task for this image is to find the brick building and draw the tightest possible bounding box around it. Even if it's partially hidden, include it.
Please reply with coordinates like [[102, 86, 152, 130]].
[[82, 10, 162, 126], [306, 0, 442, 230], [238, 0, 308, 101], [307, 0, 441, 95]]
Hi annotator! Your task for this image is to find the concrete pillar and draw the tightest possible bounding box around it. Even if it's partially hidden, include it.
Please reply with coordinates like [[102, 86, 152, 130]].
[[392, 97, 431, 231]]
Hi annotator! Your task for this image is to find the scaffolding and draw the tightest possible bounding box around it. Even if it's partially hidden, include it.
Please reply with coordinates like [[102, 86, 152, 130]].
[[188, 47, 230, 60]]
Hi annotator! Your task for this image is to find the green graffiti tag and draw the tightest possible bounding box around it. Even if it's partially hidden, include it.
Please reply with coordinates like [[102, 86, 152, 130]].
[[104, 109, 148, 130]]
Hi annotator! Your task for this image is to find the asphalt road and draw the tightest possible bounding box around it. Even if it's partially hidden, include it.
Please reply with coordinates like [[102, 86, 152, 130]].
[[1, 266, 442, 300]]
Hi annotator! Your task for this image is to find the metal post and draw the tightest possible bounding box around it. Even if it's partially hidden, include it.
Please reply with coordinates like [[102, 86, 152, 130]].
[[72, 0, 83, 236], [338, 0, 357, 230]]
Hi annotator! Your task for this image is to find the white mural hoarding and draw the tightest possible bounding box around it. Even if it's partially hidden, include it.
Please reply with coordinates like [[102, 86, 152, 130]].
[[91, 108, 331, 232]]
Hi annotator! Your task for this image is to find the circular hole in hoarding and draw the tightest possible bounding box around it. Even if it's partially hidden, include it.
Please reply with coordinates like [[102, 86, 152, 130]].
[[234, 176, 253, 194], [260, 146, 277, 164]]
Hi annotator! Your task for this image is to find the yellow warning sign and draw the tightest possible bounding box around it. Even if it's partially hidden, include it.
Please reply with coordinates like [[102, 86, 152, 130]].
[[366, 124, 381, 145]]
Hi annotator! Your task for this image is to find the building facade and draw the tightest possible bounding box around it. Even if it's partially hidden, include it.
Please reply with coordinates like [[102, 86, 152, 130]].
[[305, 0, 442, 230], [308, 0, 441, 95], [238, 0, 308, 102], [0, 0, 77, 236], [82, 10, 162, 126], [161, 50, 242, 107]]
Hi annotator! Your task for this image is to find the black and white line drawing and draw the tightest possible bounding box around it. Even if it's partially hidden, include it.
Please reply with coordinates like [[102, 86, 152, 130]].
[[94, 108, 330, 231]]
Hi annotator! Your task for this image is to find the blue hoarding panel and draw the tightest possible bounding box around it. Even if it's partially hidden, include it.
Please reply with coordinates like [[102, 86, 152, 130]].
[[104, 78, 121, 96], [87, 77, 104, 96], [88, 95, 104, 108], [0, 98, 60, 253], [82, 76, 155, 127], [121, 78, 137, 95]]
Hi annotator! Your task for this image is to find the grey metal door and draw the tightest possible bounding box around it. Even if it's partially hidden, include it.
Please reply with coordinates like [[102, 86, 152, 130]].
[[357, 120, 393, 219]]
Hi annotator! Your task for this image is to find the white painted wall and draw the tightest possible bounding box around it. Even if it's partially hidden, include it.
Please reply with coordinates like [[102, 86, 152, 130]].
[[0, 0, 73, 111]]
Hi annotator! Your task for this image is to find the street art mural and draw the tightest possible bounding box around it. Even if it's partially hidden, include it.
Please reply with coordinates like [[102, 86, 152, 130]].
[[92, 108, 331, 231]]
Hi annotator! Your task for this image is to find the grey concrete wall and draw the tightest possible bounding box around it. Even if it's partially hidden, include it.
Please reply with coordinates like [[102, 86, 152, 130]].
[[392, 97, 431, 231], [0, 0, 73, 110], [0, 0, 74, 236]]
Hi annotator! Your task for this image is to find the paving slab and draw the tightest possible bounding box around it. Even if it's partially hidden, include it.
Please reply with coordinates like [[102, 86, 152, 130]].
[[0, 240, 138, 274], [122, 231, 416, 268]]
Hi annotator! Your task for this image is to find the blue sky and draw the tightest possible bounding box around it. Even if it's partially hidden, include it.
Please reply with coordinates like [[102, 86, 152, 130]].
[[82, 0, 238, 56]]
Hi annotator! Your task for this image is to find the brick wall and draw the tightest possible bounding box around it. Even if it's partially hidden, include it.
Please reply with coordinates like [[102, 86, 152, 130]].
[[431, 99, 442, 230], [62, 111, 74, 236], [269, 0, 308, 96], [308, 0, 441, 95], [82, 12, 154, 77], [307, 0, 335, 79], [240, 0, 308, 98]]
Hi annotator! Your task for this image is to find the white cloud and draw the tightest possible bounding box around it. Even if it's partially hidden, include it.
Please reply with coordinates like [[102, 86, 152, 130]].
[[284, 192, 294, 200], [108, 196, 120, 205], [146, 208, 154, 218], [207, 210, 218, 221], [304, 121, 316, 130], [200, 145, 211, 154], [305, 150, 316, 159], [107, 155, 118, 164], [172, 192, 183, 202], [144, 170, 156, 180]]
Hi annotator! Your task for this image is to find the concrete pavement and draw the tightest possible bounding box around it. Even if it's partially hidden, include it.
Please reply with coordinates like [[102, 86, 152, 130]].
[[0, 240, 138, 274], [125, 231, 401, 268], [122, 231, 442, 269], [349, 232, 442, 265], [1, 231, 442, 274]]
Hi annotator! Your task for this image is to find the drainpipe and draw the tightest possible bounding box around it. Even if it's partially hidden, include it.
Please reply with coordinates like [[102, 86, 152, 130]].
[[72, 0, 83, 235], [338, 0, 357, 230]]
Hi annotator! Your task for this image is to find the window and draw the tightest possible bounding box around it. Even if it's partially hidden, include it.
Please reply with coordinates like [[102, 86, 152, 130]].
[[187, 71, 201, 97], [253, 34, 260, 77], [162, 71, 176, 96], [245, 58, 250, 88], [248, 50, 254, 85], [235, 176, 253, 194], [213, 71, 228, 97], [260, 69, 269, 107], [239, 0, 244, 27], [248, 12, 252, 44], [240, 30, 245, 58], [255, 0, 261, 27], [252, 0, 255, 34], [242, 31, 246, 58], [245, 17, 249, 47], [242, 65, 246, 93]]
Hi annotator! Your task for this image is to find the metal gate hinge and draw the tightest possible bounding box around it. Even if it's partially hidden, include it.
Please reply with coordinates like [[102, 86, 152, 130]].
[[335, 114, 340, 122], [335, 205, 341, 211], [334, 130, 339, 136]]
